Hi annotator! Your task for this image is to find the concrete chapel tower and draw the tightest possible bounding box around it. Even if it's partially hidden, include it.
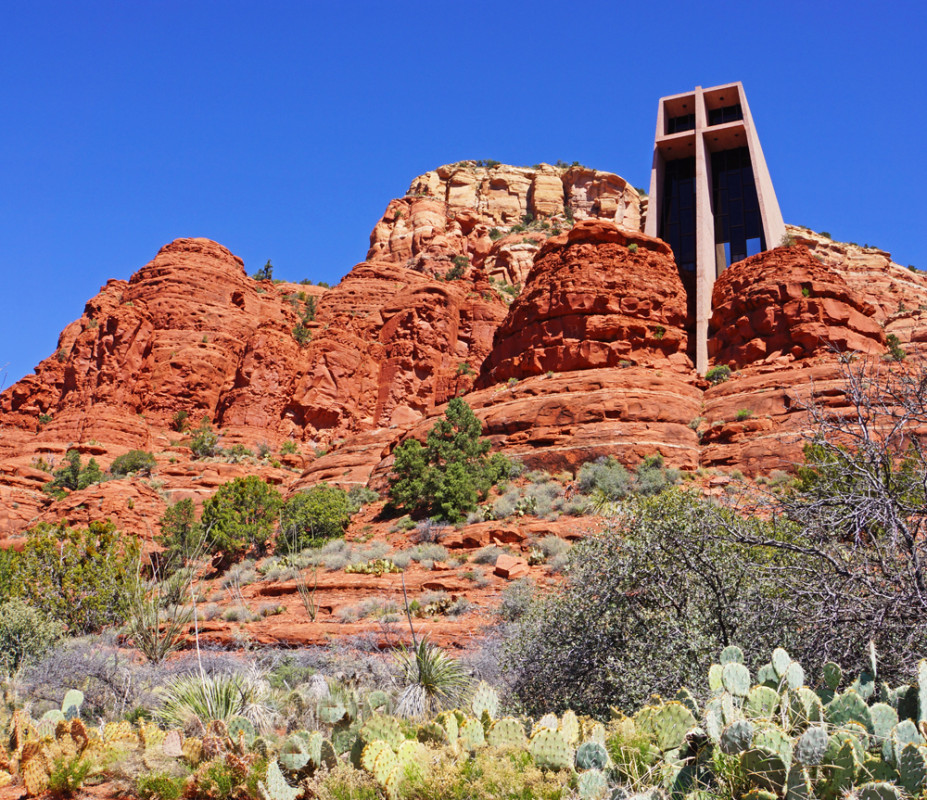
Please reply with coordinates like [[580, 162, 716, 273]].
[[644, 82, 785, 373]]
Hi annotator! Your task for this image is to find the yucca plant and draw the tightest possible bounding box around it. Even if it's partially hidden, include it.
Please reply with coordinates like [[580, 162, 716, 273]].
[[394, 637, 470, 718], [155, 669, 275, 731]]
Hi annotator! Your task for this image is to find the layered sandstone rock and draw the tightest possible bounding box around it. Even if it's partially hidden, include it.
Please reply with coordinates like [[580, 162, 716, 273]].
[[368, 162, 642, 285], [709, 245, 886, 368], [479, 220, 692, 386]]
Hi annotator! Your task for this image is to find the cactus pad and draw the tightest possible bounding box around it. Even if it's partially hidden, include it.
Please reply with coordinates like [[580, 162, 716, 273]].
[[785, 764, 813, 800], [898, 743, 927, 796], [530, 727, 573, 771], [560, 709, 580, 745], [741, 746, 788, 793], [488, 717, 527, 749], [756, 663, 779, 689], [744, 686, 780, 719], [708, 664, 723, 693], [722, 663, 751, 697], [794, 726, 828, 766], [162, 730, 183, 758], [771, 648, 791, 678], [470, 681, 500, 720], [459, 717, 485, 750], [258, 759, 300, 800], [577, 768, 609, 799], [360, 715, 404, 751], [720, 645, 744, 665], [638, 702, 696, 752], [720, 720, 755, 755], [827, 691, 873, 733], [823, 662, 843, 692], [856, 781, 904, 800], [576, 741, 609, 771]]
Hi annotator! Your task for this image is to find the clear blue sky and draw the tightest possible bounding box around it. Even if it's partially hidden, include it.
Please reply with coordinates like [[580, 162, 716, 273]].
[[2, 0, 925, 386]]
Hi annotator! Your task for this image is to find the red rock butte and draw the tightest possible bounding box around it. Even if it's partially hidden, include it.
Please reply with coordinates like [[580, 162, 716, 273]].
[[1, 160, 925, 541]]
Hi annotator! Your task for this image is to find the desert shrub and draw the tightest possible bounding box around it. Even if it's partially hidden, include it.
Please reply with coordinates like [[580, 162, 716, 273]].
[[0, 599, 63, 676], [348, 485, 379, 508], [110, 449, 157, 477], [577, 457, 630, 500], [412, 518, 446, 543], [170, 410, 189, 433], [388, 398, 510, 522], [706, 364, 732, 385], [536, 535, 568, 560], [280, 440, 298, 455], [48, 753, 94, 796], [224, 443, 254, 463], [9, 521, 139, 634], [135, 772, 187, 800], [633, 453, 679, 495], [472, 545, 501, 565], [411, 543, 447, 563], [525, 480, 564, 518], [43, 449, 104, 498], [189, 419, 221, 459], [505, 490, 799, 716], [498, 578, 535, 622], [278, 484, 352, 552], [157, 499, 201, 570], [201, 476, 283, 564]]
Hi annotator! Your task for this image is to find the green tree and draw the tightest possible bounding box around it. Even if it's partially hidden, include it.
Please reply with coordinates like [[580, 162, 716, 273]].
[[10, 521, 140, 634], [388, 398, 509, 522], [43, 449, 104, 498], [156, 498, 201, 571], [201, 476, 283, 565], [252, 259, 273, 281], [278, 484, 353, 552]]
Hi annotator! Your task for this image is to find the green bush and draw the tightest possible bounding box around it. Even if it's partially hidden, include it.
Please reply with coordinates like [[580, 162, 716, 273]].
[[43, 449, 104, 498], [189, 419, 221, 459], [110, 449, 156, 477], [388, 399, 510, 522], [9, 521, 139, 634], [0, 598, 63, 676], [201, 476, 283, 564], [348, 485, 379, 508], [135, 772, 187, 800], [278, 483, 353, 552], [633, 453, 679, 495], [280, 440, 298, 455], [706, 364, 732, 385], [577, 457, 631, 500]]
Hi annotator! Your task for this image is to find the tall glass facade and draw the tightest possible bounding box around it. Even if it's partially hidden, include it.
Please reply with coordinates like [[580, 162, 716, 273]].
[[659, 157, 696, 273], [711, 147, 763, 273]]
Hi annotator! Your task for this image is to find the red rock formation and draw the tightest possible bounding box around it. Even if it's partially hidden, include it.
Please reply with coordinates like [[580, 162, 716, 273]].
[[709, 245, 886, 368], [478, 220, 691, 386]]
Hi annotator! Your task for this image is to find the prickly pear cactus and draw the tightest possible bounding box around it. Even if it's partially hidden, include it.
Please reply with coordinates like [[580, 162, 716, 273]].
[[794, 726, 828, 766], [575, 741, 609, 771], [637, 702, 696, 752], [720, 645, 744, 665], [898, 743, 927, 796], [258, 759, 300, 800], [577, 768, 609, 799], [470, 681, 500, 720], [359, 715, 404, 751], [827, 691, 874, 733], [855, 781, 904, 800], [744, 686, 780, 719], [487, 718, 527, 749], [560, 709, 580, 745], [530, 728, 573, 771], [459, 717, 485, 750], [720, 719, 755, 755], [181, 736, 204, 766], [722, 662, 751, 697]]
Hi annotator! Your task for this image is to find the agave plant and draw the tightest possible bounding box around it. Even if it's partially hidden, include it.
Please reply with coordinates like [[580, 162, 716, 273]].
[[155, 668, 275, 732], [394, 637, 470, 718]]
